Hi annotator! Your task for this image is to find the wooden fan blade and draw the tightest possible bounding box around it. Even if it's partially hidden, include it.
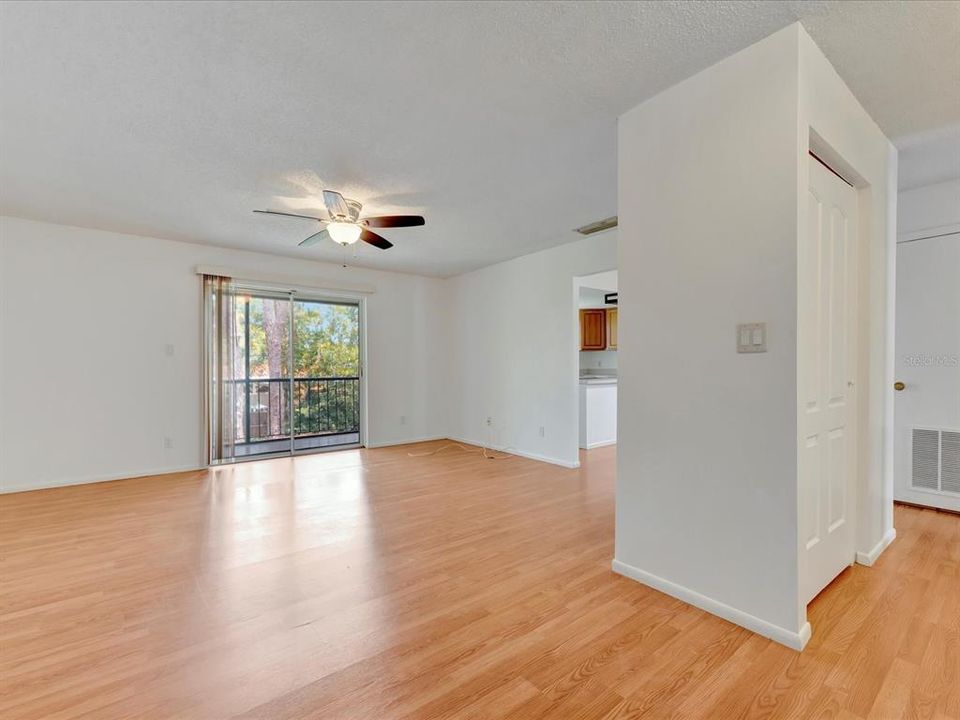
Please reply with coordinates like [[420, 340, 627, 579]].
[[299, 229, 330, 247], [323, 190, 350, 218], [254, 209, 325, 221], [363, 215, 425, 228], [360, 228, 393, 249]]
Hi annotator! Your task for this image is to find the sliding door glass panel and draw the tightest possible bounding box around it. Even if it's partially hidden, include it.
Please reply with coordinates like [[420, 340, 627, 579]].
[[222, 288, 361, 459], [234, 292, 293, 458], [292, 299, 361, 452]]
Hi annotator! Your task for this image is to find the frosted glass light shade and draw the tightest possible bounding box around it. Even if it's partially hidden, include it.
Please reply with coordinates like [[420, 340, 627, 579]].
[[328, 222, 361, 245]]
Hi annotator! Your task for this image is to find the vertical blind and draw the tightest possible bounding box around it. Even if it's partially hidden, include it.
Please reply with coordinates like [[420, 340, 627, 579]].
[[203, 275, 238, 464]]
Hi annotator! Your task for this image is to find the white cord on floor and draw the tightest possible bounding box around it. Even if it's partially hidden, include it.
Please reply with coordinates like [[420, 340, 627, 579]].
[[407, 442, 513, 460]]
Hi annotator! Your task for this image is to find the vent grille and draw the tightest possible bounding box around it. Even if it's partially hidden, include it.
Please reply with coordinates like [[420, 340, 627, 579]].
[[912, 428, 960, 495], [942, 431, 960, 494], [575, 216, 618, 236], [912, 429, 940, 489]]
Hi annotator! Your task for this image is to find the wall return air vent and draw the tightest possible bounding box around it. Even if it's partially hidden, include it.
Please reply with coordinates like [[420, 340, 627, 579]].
[[912, 428, 960, 495], [575, 216, 618, 236]]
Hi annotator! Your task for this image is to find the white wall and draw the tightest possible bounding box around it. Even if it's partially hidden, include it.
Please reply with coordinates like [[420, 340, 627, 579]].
[[446, 232, 616, 467], [579, 351, 617, 371], [1, 216, 616, 489], [616, 26, 803, 644], [580, 270, 617, 293], [578, 287, 612, 308], [615, 23, 894, 649], [898, 179, 960, 236], [896, 125, 960, 192], [0, 216, 449, 492]]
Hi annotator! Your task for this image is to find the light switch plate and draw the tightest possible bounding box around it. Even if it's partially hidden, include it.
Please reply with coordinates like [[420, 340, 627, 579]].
[[737, 323, 767, 353]]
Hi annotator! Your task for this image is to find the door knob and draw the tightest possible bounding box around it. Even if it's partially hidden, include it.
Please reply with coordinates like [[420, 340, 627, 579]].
[[894, 381, 906, 392]]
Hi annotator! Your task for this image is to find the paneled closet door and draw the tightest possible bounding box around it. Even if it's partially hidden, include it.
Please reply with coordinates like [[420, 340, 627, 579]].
[[799, 155, 859, 605]]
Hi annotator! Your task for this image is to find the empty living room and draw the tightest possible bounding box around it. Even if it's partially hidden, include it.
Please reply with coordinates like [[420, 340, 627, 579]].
[[1, 1, 958, 718]]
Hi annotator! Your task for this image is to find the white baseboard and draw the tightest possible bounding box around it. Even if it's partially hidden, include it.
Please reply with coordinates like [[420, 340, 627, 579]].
[[447, 436, 580, 469], [363, 435, 447, 449], [509, 447, 580, 469], [856, 527, 897, 567], [584, 439, 617, 450], [612, 559, 811, 651], [0, 433, 583, 493], [894, 487, 960, 513], [0, 464, 205, 495]]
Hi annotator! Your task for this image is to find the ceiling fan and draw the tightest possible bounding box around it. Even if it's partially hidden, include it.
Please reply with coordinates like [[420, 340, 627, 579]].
[[254, 190, 424, 250]]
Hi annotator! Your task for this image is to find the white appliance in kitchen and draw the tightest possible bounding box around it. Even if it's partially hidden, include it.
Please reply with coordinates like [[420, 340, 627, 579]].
[[579, 376, 617, 449]]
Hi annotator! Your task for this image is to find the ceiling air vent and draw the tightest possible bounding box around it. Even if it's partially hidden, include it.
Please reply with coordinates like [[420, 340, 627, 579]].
[[912, 428, 960, 495], [575, 216, 618, 236]]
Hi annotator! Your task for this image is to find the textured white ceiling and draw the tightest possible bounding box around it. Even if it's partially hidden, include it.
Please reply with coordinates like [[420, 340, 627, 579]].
[[896, 124, 960, 190], [1, 1, 958, 276]]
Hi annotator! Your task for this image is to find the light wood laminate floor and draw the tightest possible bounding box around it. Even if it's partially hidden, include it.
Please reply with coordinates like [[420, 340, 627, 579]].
[[1, 442, 957, 719]]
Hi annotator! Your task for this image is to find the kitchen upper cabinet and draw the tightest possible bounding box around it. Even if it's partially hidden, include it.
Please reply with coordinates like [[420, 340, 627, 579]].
[[580, 307, 618, 350], [606, 308, 618, 350], [580, 309, 607, 350]]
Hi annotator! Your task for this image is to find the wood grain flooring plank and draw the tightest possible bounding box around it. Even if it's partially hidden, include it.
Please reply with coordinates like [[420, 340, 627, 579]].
[[0, 445, 956, 719]]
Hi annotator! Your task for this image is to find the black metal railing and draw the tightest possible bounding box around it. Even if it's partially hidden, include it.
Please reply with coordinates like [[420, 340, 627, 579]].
[[231, 377, 359, 444]]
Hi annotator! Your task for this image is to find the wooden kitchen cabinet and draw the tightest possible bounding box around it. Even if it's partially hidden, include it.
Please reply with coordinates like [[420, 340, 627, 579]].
[[579, 309, 607, 350], [580, 307, 618, 350], [606, 308, 618, 349]]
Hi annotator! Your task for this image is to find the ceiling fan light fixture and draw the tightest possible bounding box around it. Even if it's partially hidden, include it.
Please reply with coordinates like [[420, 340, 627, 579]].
[[327, 221, 361, 245], [255, 190, 417, 251]]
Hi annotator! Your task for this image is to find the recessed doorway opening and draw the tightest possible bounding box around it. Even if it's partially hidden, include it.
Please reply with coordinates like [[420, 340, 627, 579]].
[[575, 269, 618, 458]]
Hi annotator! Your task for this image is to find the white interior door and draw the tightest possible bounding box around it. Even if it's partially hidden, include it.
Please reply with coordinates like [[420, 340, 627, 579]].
[[799, 155, 859, 605], [893, 234, 960, 512]]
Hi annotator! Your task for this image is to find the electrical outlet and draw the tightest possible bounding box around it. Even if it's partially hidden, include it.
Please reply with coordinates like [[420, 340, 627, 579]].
[[163, 436, 173, 450], [164, 344, 175, 357], [486, 416, 493, 427], [400, 415, 407, 425], [538, 426, 545, 438]]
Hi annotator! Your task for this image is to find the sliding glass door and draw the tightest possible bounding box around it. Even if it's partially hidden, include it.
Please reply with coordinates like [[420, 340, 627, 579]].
[[291, 299, 361, 452], [233, 290, 292, 458], [229, 287, 362, 459]]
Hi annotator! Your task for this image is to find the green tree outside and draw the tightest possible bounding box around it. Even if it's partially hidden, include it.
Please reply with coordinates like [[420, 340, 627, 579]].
[[235, 297, 360, 440]]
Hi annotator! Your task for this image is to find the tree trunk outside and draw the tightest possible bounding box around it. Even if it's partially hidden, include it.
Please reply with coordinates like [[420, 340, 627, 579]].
[[263, 299, 285, 436]]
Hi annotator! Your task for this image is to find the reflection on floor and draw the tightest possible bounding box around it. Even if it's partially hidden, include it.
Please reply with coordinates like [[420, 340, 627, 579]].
[[0, 442, 956, 719]]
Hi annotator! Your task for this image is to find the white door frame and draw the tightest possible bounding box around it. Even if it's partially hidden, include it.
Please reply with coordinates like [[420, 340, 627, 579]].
[[217, 281, 369, 460], [572, 269, 617, 463], [799, 153, 860, 605], [892, 227, 960, 511], [290, 289, 368, 452], [797, 128, 893, 630]]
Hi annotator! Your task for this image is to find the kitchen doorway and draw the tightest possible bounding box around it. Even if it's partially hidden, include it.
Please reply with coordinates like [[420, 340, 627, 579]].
[[575, 270, 618, 453]]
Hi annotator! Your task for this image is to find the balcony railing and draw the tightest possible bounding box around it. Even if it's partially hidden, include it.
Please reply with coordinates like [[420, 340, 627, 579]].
[[230, 377, 360, 446]]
